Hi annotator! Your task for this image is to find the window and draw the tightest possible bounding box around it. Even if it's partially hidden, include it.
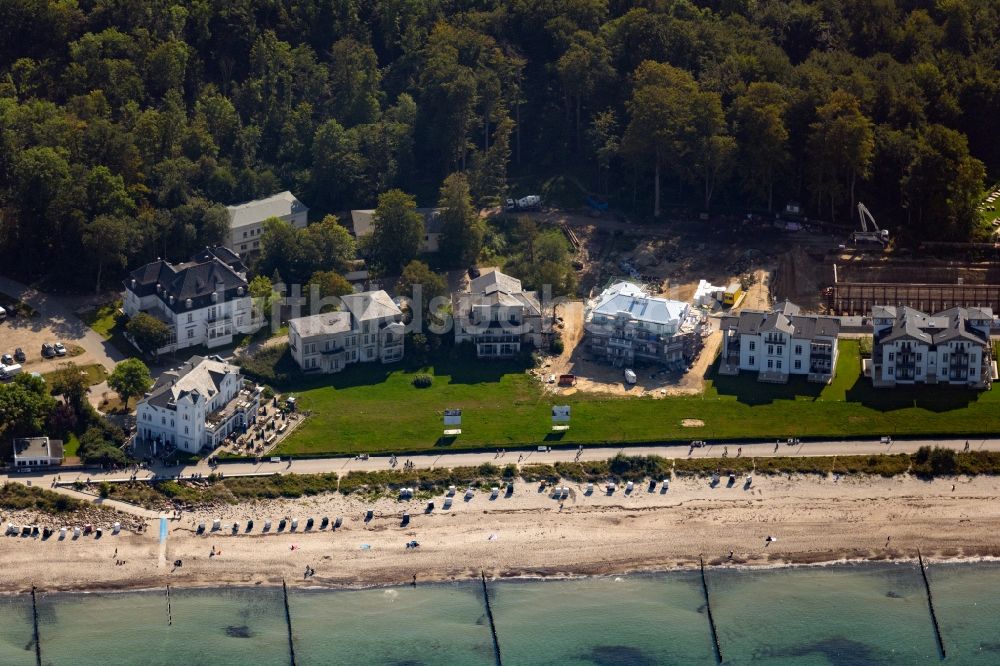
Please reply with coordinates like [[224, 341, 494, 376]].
[[943, 353, 949, 362], [916, 353, 922, 361], [243, 231, 247, 238], [776, 360, 782, 369], [187, 314, 193, 323], [767, 360, 773, 369], [795, 345, 802, 355], [188, 329, 194, 339], [184, 426, 189, 435], [749, 341, 755, 351], [888, 352, 894, 361], [776, 346, 783, 355], [161, 417, 166, 425], [768, 345, 773, 355], [748, 356, 755, 366], [794, 360, 801, 370], [888, 367, 894, 376]]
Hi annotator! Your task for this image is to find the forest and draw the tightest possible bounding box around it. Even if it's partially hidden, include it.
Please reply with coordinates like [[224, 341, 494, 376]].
[[1, 0, 998, 287]]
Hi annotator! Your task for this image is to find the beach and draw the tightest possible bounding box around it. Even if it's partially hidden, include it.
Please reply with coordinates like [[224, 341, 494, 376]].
[[3, 472, 1000, 594]]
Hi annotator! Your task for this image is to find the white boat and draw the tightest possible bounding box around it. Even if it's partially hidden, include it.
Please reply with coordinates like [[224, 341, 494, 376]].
[[59, 527, 67, 540], [291, 518, 299, 530]]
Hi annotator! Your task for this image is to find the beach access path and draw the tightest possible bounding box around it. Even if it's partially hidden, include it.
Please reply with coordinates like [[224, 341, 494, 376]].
[[4, 436, 999, 490]]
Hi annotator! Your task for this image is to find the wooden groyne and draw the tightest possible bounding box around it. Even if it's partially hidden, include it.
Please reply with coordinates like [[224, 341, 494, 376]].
[[166, 585, 173, 626], [917, 550, 946, 659], [281, 579, 297, 666], [699, 557, 723, 664], [480, 571, 503, 666], [30, 585, 41, 666]]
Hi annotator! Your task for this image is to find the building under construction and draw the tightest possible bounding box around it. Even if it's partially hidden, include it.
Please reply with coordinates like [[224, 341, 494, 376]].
[[825, 259, 1000, 315]]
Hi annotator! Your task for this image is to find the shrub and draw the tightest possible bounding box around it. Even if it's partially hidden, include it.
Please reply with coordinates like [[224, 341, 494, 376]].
[[0, 483, 82, 513], [502, 463, 517, 478], [412, 374, 432, 388], [237, 343, 298, 386], [99, 481, 111, 498], [550, 337, 564, 355]]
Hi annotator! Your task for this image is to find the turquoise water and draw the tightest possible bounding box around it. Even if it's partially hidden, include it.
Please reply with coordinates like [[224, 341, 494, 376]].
[[2, 562, 999, 665]]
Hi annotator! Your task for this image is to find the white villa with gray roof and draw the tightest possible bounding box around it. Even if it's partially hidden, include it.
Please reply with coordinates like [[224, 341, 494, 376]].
[[453, 269, 549, 358], [288, 290, 405, 373], [123, 246, 261, 353], [871, 306, 995, 389], [135, 356, 261, 454], [719, 301, 840, 383]]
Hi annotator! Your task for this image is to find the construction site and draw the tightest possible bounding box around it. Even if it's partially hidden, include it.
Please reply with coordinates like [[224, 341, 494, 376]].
[[822, 257, 1000, 316], [515, 200, 1000, 396]]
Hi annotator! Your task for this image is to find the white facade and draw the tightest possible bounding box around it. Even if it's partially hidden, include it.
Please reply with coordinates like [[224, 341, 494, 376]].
[[288, 290, 405, 373], [135, 356, 261, 454], [872, 306, 994, 389], [123, 248, 261, 353], [227, 191, 308, 253], [453, 270, 548, 359], [12, 437, 63, 467], [720, 302, 840, 383]]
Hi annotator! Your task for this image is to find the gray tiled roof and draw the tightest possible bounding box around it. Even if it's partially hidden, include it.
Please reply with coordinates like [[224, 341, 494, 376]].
[[142, 355, 238, 410], [875, 306, 991, 345], [226, 191, 307, 229], [341, 290, 402, 322], [125, 247, 248, 314], [726, 302, 839, 340], [289, 312, 353, 338]]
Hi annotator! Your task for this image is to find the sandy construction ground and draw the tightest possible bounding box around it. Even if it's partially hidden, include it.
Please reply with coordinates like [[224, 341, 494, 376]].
[[3, 473, 1000, 593]]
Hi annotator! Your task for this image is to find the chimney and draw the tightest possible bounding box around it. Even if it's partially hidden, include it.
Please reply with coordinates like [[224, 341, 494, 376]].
[[185, 298, 193, 309]]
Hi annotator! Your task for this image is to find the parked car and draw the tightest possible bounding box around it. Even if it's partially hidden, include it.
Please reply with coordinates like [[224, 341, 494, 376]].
[[41, 343, 56, 358], [13, 348, 25, 363], [0, 353, 12, 366], [53, 342, 67, 356], [0, 364, 22, 380]]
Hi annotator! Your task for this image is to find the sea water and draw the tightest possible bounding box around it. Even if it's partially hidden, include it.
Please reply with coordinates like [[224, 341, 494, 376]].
[[0, 562, 997, 665]]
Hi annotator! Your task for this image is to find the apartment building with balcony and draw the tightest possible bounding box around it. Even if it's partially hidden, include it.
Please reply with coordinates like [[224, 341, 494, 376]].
[[719, 301, 840, 383], [288, 290, 404, 373], [453, 269, 549, 358], [585, 281, 701, 368], [123, 246, 261, 354], [871, 306, 995, 389], [226, 191, 308, 254], [135, 355, 261, 454]]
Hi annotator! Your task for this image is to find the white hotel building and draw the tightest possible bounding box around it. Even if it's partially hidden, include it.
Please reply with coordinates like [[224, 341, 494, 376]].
[[135, 355, 261, 454]]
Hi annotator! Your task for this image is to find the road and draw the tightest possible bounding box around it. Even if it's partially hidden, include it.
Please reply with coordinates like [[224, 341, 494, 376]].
[[6, 436, 998, 489]]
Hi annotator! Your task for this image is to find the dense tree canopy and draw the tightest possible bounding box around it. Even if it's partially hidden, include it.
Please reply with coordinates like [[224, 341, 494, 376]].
[[1, 0, 999, 286]]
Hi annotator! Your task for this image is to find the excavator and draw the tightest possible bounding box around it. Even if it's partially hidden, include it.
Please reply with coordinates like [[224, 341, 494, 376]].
[[852, 202, 889, 246]]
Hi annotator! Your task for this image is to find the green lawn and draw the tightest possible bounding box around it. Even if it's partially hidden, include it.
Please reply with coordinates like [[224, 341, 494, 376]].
[[63, 433, 80, 458], [41, 362, 108, 388], [274, 340, 1000, 456], [80, 300, 121, 340]]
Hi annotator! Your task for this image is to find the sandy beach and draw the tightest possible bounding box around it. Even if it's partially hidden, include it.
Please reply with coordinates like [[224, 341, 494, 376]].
[[3, 473, 1000, 594]]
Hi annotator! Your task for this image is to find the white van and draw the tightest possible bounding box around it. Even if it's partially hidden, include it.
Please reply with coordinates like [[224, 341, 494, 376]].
[[0, 363, 22, 380]]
